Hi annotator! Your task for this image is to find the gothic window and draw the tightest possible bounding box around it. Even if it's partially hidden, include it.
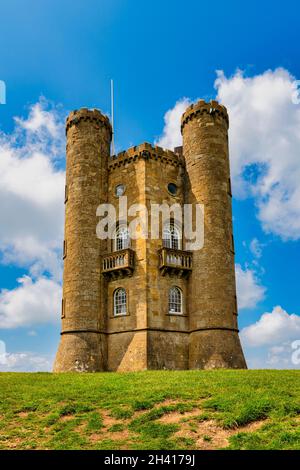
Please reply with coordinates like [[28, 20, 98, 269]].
[[163, 221, 181, 250], [114, 288, 127, 316], [114, 225, 130, 251], [168, 286, 183, 314]]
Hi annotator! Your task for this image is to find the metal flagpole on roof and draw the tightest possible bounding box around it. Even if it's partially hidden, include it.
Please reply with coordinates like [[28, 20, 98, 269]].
[[111, 79, 115, 156]]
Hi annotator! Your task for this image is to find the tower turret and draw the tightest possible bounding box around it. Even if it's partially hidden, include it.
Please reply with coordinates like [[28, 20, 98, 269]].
[[181, 100, 247, 369], [53, 109, 112, 372]]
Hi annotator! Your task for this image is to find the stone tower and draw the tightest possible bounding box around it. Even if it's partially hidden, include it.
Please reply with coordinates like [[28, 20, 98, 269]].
[[181, 100, 246, 369], [54, 99, 246, 372], [54, 109, 111, 372]]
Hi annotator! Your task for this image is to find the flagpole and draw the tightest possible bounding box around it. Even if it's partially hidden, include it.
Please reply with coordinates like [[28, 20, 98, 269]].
[[111, 79, 115, 156]]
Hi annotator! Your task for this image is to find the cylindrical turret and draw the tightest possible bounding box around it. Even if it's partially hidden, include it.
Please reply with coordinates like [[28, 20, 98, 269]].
[[182, 100, 246, 369], [53, 109, 111, 372]]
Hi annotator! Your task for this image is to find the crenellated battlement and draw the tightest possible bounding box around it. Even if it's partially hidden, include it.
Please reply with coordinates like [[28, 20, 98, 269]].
[[181, 99, 229, 132], [66, 108, 112, 136], [108, 142, 185, 171]]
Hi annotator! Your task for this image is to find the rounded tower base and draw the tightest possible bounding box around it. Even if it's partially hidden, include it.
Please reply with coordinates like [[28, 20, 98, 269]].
[[53, 332, 107, 372], [189, 329, 247, 369]]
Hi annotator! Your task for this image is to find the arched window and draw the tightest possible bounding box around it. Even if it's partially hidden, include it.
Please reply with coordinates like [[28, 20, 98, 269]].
[[114, 225, 130, 251], [168, 287, 183, 314], [114, 288, 127, 316], [163, 221, 181, 250]]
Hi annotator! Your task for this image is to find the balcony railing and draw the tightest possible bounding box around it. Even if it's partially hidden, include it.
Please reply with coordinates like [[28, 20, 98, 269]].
[[159, 247, 192, 277], [102, 249, 135, 279]]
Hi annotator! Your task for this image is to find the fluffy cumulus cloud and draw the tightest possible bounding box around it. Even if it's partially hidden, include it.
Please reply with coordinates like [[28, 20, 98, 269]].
[[235, 264, 266, 310], [156, 98, 191, 150], [15, 100, 63, 139], [0, 275, 61, 329], [216, 68, 300, 240], [0, 340, 53, 372], [0, 98, 65, 279], [241, 306, 300, 368], [249, 238, 264, 259], [156, 68, 300, 241], [241, 305, 300, 347], [0, 99, 65, 329]]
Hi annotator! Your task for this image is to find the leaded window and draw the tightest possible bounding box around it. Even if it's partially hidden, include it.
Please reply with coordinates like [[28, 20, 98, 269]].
[[114, 288, 127, 316]]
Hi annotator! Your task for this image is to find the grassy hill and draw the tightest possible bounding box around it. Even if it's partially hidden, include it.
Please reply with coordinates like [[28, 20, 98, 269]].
[[0, 370, 299, 450]]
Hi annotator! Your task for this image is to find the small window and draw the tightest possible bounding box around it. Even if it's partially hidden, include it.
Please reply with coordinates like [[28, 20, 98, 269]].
[[169, 287, 182, 314], [167, 182, 177, 196], [234, 295, 238, 314], [64, 184, 68, 203], [115, 184, 125, 197], [228, 178, 232, 196], [61, 298, 66, 319], [163, 222, 181, 250], [114, 225, 130, 251], [63, 240, 67, 259], [231, 234, 235, 253], [114, 288, 127, 316]]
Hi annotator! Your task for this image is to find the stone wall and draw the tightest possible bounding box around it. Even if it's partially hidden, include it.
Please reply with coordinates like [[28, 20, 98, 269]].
[[182, 100, 246, 369], [54, 101, 247, 372], [53, 109, 111, 372], [106, 144, 189, 370]]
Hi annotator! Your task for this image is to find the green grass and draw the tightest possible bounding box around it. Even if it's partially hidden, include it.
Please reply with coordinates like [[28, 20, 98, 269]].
[[0, 370, 299, 450]]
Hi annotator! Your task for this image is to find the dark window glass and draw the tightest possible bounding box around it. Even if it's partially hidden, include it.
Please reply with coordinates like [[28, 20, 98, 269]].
[[168, 183, 177, 195]]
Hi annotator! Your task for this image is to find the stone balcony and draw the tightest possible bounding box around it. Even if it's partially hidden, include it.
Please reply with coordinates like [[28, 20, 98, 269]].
[[159, 247, 193, 278], [102, 249, 135, 279]]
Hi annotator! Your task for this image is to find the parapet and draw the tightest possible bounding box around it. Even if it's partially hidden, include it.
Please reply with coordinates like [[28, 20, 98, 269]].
[[108, 142, 185, 171], [66, 108, 112, 136], [181, 99, 229, 133]]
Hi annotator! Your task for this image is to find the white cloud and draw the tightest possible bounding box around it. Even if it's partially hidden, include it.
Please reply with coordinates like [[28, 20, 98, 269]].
[[243, 343, 299, 369], [235, 263, 266, 310], [0, 352, 52, 372], [28, 330, 37, 336], [15, 99, 62, 138], [1, 335, 53, 373], [266, 342, 293, 367], [249, 238, 264, 259], [241, 305, 300, 347], [0, 339, 5, 355], [156, 68, 300, 240], [0, 99, 64, 331], [0, 339, 53, 372], [241, 306, 300, 369], [215, 68, 300, 240], [0, 275, 61, 329], [0, 99, 65, 280], [156, 98, 191, 150]]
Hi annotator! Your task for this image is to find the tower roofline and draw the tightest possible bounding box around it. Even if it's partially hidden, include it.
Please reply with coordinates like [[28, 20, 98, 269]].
[[181, 99, 229, 133], [108, 142, 185, 171], [66, 108, 112, 136]]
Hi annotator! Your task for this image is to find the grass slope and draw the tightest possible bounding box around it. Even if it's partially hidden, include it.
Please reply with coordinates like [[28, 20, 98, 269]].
[[0, 370, 300, 450]]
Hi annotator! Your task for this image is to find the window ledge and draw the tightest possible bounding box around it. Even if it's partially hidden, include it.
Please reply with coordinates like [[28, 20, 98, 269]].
[[110, 313, 130, 319], [166, 313, 188, 317]]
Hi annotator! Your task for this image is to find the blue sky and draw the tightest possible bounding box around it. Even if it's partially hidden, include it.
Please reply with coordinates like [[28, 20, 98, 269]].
[[0, 0, 300, 370]]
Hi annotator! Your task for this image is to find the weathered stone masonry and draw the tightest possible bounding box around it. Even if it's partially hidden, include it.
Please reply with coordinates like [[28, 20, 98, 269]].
[[53, 100, 247, 372]]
